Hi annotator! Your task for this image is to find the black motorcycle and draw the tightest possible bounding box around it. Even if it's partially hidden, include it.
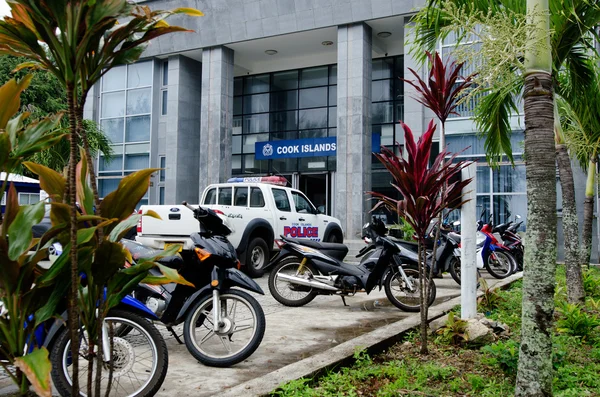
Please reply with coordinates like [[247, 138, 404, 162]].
[[266, 219, 436, 312], [123, 202, 266, 367]]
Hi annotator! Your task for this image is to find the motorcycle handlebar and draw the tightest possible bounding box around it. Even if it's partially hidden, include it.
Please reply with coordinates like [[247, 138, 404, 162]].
[[181, 201, 207, 217]]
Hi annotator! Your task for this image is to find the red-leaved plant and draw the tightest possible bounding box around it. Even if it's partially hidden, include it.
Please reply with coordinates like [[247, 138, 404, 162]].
[[370, 119, 472, 354]]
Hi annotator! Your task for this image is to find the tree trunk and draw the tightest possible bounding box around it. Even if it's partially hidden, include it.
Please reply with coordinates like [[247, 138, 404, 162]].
[[418, 241, 428, 354], [556, 144, 584, 303], [515, 72, 557, 397], [582, 160, 595, 266], [66, 83, 80, 396]]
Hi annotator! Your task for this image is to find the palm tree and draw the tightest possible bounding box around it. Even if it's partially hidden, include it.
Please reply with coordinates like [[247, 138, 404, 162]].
[[410, 0, 600, 305], [0, 1, 201, 395]]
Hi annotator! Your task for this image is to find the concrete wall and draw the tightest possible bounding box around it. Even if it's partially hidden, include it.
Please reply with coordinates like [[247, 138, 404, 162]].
[[139, 0, 424, 57]]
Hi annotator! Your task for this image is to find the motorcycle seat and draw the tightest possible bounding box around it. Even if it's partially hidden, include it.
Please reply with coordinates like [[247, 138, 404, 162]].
[[283, 237, 349, 261], [448, 232, 461, 242], [121, 239, 184, 269]]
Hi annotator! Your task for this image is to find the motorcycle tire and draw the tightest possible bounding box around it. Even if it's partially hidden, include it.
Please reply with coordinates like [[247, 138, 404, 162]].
[[485, 251, 514, 279], [384, 265, 436, 312], [514, 247, 524, 271], [184, 289, 265, 367], [244, 237, 269, 278], [268, 256, 319, 307], [51, 309, 168, 397], [447, 255, 462, 285]]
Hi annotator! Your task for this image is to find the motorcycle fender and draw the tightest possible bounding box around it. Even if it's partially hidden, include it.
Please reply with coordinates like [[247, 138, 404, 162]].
[[175, 285, 212, 324], [120, 295, 160, 320], [263, 246, 295, 271], [43, 312, 68, 349], [226, 268, 264, 295]]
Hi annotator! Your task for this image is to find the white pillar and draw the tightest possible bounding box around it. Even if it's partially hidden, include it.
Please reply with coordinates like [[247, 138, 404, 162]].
[[461, 162, 478, 319]]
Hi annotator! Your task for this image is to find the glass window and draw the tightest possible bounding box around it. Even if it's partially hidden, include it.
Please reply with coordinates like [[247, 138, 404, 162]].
[[99, 154, 122, 172], [372, 80, 393, 102], [272, 70, 298, 91], [18, 193, 40, 205], [161, 90, 168, 116], [299, 108, 327, 129], [271, 90, 298, 111], [301, 66, 328, 88], [101, 118, 124, 143], [494, 165, 526, 193], [159, 186, 165, 204], [234, 77, 243, 96], [233, 135, 242, 154], [372, 58, 393, 80], [272, 157, 298, 173], [127, 61, 152, 88], [272, 188, 291, 211], [243, 155, 268, 174], [204, 188, 216, 205], [292, 192, 315, 213], [218, 187, 232, 205], [271, 111, 298, 132], [328, 107, 337, 128], [234, 97, 243, 115], [233, 116, 242, 135], [299, 156, 327, 172], [102, 65, 126, 91], [243, 114, 269, 133], [126, 115, 151, 142], [372, 102, 394, 124], [329, 65, 337, 85], [477, 166, 490, 193], [299, 87, 327, 108], [126, 87, 151, 115], [234, 187, 248, 207], [493, 194, 527, 226], [243, 93, 269, 114], [328, 86, 337, 106], [244, 74, 270, 94], [99, 178, 121, 198], [250, 187, 265, 207], [101, 91, 125, 118], [271, 130, 297, 141], [299, 129, 326, 139], [243, 133, 268, 153], [159, 156, 166, 182], [125, 153, 149, 170], [162, 61, 169, 86], [232, 155, 242, 174]]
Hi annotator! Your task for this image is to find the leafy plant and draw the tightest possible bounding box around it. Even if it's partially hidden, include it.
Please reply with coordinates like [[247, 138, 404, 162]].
[[0, 76, 64, 396], [556, 301, 600, 342], [435, 311, 469, 345], [583, 268, 600, 298], [478, 277, 505, 312], [482, 340, 520, 377], [389, 217, 417, 241]]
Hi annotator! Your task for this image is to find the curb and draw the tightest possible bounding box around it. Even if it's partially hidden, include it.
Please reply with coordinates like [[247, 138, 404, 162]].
[[218, 272, 523, 397]]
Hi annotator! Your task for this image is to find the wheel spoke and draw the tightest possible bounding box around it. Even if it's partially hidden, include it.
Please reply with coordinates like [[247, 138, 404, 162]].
[[219, 335, 232, 352], [232, 323, 253, 333], [199, 329, 217, 344]]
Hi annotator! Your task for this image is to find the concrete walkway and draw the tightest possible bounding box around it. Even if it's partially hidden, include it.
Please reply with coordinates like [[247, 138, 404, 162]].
[[157, 271, 521, 396]]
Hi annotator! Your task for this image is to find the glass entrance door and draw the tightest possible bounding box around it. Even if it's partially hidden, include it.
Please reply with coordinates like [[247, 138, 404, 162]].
[[297, 173, 330, 215]]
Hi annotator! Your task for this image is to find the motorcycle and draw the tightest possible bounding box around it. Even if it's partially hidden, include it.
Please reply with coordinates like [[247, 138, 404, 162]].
[[266, 219, 436, 312], [491, 215, 524, 271], [126, 201, 266, 367], [1, 286, 169, 397]]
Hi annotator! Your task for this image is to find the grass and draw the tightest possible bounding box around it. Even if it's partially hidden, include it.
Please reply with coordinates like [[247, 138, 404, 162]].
[[271, 268, 600, 397]]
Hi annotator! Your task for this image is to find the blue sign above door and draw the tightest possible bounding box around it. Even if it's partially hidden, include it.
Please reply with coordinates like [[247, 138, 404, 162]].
[[255, 135, 381, 160]]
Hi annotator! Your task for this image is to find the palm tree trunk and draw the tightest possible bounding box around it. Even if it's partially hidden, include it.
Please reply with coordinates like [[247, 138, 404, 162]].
[[582, 159, 595, 266], [515, 71, 557, 397], [66, 83, 80, 396], [556, 144, 584, 303], [418, 241, 428, 354]]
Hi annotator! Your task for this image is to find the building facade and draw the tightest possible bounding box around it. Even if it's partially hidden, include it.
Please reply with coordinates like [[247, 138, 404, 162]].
[[83, 0, 596, 257]]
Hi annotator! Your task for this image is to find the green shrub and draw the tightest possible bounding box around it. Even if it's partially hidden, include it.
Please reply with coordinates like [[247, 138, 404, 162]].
[[481, 340, 520, 376], [583, 268, 600, 298], [478, 278, 505, 312], [556, 301, 600, 342], [435, 311, 468, 345]]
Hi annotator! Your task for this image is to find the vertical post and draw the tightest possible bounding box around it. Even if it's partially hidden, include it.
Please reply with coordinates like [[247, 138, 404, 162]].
[[461, 162, 477, 319]]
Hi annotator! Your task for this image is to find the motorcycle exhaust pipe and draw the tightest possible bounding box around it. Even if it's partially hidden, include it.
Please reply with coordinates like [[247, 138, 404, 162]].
[[276, 273, 339, 291]]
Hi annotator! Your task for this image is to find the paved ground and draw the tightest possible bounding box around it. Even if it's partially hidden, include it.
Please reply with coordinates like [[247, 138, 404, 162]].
[[0, 270, 506, 396]]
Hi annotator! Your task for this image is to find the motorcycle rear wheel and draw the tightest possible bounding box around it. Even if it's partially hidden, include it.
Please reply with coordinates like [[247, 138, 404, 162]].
[[268, 256, 319, 307], [184, 289, 265, 367], [384, 265, 436, 312], [447, 255, 482, 287]]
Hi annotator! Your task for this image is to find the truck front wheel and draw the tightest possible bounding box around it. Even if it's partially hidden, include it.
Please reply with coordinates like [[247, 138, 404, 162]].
[[244, 237, 269, 278]]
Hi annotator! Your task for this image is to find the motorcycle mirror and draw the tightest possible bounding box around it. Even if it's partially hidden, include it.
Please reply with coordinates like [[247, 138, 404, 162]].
[[516, 214, 522, 219], [453, 220, 461, 226]]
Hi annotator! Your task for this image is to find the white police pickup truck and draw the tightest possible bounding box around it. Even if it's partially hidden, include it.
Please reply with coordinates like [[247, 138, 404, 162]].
[[136, 176, 344, 277]]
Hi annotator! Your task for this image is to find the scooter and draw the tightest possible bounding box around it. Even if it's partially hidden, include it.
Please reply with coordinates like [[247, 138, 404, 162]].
[[126, 201, 266, 367], [266, 219, 437, 312]]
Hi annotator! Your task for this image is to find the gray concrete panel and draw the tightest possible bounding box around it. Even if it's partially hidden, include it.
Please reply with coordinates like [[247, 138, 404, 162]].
[[335, 23, 372, 240], [137, 0, 410, 57], [164, 55, 202, 205], [199, 46, 234, 193]]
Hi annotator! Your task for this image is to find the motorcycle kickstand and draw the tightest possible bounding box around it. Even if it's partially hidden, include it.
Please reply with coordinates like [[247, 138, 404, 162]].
[[340, 295, 349, 307], [167, 326, 184, 344]]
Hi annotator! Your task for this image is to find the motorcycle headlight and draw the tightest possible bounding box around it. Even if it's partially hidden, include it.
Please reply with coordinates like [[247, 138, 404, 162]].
[[295, 245, 319, 255]]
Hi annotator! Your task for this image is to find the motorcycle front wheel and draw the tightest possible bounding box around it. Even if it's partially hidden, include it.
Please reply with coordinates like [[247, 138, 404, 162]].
[[51, 309, 168, 397], [384, 265, 436, 312], [184, 289, 265, 367], [448, 255, 483, 286], [485, 251, 514, 279], [268, 256, 319, 307]]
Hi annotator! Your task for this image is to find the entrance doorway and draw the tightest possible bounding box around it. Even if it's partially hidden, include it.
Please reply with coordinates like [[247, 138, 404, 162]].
[[297, 173, 330, 215]]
